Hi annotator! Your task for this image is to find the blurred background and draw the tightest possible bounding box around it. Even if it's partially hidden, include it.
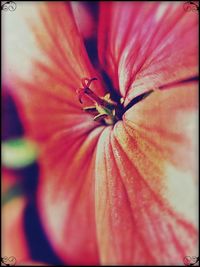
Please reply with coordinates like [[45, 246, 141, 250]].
[[2, 87, 64, 265]]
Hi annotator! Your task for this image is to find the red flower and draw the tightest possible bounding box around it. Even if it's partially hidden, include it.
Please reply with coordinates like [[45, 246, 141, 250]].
[[4, 2, 198, 265]]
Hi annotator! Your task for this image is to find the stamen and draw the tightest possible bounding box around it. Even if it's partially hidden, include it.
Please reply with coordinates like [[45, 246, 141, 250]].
[[76, 77, 157, 125], [94, 113, 108, 121], [83, 106, 97, 112], [77, 77, 120, 125]]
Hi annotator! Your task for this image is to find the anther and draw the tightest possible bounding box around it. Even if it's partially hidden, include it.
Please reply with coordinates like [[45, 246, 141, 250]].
[[77, 77, 120, 125]]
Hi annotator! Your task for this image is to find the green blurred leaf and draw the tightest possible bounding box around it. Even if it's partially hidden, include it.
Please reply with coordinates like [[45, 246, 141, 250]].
[[2, 138, 39, 169]]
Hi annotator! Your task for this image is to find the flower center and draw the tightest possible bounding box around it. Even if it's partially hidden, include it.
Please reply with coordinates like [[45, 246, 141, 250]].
[[76, 77, 154, 125], [76, 78, 124, 125]]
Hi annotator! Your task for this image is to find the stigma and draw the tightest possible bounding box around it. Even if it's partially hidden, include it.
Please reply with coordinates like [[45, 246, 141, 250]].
[[76, 78, 122, 125]]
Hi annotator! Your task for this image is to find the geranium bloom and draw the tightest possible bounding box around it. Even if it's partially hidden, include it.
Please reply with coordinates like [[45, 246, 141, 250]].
[[4, 1, 198, 265]]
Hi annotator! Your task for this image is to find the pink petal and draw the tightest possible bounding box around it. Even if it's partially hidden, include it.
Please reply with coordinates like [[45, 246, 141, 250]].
[[5, 2, 104, 143], [95, 83, 198, 265], [37, 126, 104, 264], [98, 2, 198, 102], [5, 2, 105, 123], [3, 3, 105, 264]]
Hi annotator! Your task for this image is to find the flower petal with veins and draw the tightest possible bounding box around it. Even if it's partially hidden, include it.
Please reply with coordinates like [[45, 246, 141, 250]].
[[98, 2, 198, 104]]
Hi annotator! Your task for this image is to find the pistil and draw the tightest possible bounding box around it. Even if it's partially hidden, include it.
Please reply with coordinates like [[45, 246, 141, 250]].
[[76, 78, 120, 125], [77, 78, 105, 105]]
